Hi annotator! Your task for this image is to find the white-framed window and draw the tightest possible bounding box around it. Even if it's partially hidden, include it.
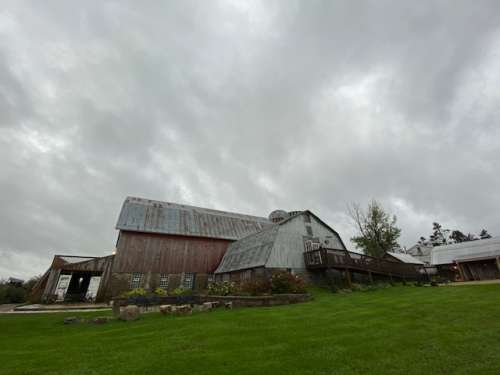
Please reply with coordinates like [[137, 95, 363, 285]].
[[130, 272, 143, 289], [182, 273, 195, 290], [159, 274, 169, 290]]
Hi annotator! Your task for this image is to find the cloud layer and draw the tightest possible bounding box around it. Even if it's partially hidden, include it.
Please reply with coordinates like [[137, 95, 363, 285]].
[[1, 0, 500, 278]]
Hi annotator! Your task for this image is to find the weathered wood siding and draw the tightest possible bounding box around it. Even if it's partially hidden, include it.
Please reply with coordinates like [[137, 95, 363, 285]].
[[39, 255, 115, 302], [113, 231, 232, 273]]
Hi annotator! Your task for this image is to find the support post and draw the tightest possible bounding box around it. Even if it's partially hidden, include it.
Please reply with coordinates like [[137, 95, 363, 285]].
[[496, 257, 500, 273], [345, 268, 352, 289], [368, 271, 374, 284], [456, 262, 466, 281]]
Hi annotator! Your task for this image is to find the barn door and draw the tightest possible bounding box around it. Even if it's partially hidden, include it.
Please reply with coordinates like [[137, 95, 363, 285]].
[[85, 276, 101, 301], [55, 274, 72, 301]]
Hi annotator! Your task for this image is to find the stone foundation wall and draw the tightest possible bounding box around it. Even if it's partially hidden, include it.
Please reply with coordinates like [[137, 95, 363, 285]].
[[112, 293, 312, 309]]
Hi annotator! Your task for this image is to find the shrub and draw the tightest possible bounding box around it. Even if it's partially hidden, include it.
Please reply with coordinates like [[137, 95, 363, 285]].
[[240, 279, 271, 296], [207, 281, 236, 296], [0, 284, 27, 304], [171, 287, 193, 296], [153, 288, 167, 296], [120, 288, 147, 298], [270, 272, 307, 294]]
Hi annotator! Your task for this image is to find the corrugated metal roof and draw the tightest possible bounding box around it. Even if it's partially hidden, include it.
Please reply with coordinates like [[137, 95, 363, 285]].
[[387, 252, 425, 264], [215, 226, 279, 273], [431, 237, 500, 265], [116, 196, 272, 240]]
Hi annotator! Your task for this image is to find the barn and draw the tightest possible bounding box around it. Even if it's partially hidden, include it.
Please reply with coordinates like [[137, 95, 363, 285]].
[[108, 197, 273, 296], [214, 210, 347, 282]]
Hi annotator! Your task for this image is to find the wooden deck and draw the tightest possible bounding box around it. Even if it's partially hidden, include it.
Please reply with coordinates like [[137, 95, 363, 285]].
[[304, 248, 424, 280]]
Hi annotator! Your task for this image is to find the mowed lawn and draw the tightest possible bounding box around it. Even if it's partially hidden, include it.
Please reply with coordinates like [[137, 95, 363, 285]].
[[1, 285, 500, 375]]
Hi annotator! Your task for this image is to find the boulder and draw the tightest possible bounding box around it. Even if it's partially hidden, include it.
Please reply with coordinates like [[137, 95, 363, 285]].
[[119, 305, 140, 321], [224, 302, 233, 309], [159, 305, 173, 315]]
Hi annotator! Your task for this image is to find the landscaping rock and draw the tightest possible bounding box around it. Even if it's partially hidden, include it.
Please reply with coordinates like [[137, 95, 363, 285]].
[[119, 305, 140, 321], [173, 304, 192, 316], [159, 305, 173, 315], [64, 316, 82, 325]]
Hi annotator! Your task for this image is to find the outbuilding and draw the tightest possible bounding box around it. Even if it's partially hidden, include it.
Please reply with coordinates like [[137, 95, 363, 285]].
[[431, 237, 500, 281]]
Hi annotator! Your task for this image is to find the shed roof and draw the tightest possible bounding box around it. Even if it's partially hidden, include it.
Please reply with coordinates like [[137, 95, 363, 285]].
[[431, 237, 500, 265], [116, 196, 272, 240], [386, 252, 425, 265]]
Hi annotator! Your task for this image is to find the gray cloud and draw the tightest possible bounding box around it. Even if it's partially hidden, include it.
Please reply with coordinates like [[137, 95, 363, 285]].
[[1, 0, 500, 278]]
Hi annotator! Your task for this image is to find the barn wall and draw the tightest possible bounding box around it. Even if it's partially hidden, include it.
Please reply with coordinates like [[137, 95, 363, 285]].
[[109, 272, 214, 297], [113, 231, 232, 274], [265, 214, 345, 269]]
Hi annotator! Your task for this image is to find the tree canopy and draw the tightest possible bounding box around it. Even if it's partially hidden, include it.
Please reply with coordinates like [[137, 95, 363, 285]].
[[348, 200, 401, 258], [418, 224, 492, 246]]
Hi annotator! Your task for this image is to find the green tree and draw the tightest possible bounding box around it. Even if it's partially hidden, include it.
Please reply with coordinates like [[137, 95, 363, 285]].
[[348, 200, 401, 258]]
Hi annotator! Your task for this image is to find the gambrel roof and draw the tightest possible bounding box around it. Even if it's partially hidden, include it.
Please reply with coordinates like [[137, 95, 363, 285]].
[[116, 196, 272, 240], [215, 210, 346, 273]]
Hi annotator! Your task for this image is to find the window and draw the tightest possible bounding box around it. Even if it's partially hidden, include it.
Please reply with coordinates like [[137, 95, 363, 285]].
[[130, 273, 143, 289], [303, 213, 311, 223], [222, 273, 230, 282], [241, 270, 252, 281], [159, 274, 169, 290], [306, 225, 313, 236], [182, 273, 195, 290]]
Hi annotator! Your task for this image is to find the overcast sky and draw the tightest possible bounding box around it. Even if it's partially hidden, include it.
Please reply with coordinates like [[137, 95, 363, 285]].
[[1, 1, 500, 279]]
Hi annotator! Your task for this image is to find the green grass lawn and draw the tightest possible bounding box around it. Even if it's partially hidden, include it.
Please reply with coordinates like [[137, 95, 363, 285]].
[[1, 285, 500, 375]]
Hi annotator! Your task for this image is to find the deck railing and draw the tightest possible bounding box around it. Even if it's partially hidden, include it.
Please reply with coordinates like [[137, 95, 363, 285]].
[[304, 248, 423, 278]]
